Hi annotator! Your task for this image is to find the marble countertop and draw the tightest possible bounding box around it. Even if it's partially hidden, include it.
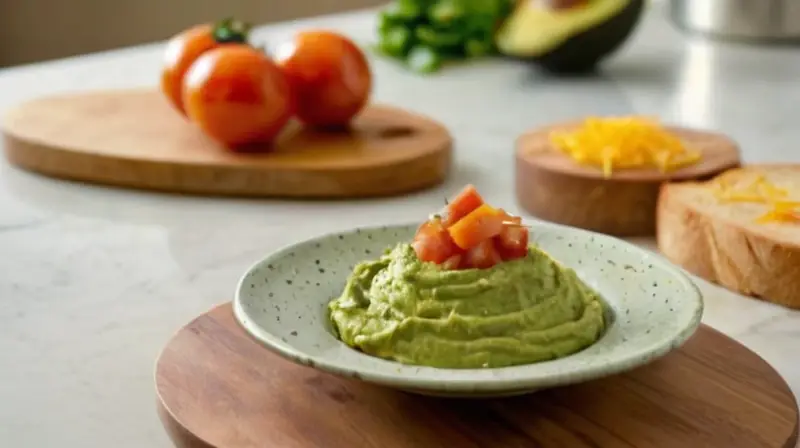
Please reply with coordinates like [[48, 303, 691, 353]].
[[1, 2, 799, 446]]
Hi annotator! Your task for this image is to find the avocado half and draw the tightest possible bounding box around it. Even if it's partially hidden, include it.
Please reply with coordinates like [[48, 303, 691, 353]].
[[496, 0, 645, 74]]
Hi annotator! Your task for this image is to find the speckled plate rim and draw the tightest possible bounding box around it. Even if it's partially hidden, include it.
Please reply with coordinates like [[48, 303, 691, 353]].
[[233, 221, 704, 393]]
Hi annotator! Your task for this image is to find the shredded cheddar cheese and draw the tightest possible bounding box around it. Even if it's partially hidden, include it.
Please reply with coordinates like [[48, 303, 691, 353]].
[[712, 174, 800, 224], [757, 201, 800, 224], [549, 116, 702, 178]]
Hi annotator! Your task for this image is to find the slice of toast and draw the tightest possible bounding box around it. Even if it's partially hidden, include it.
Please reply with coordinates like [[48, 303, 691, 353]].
[[657, 164, 800, 309]]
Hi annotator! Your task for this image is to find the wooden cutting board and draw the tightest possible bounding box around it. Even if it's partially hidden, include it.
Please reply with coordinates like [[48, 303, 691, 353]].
[[1, 89, 452, 198], [155, 303, 799, 448], [515, 122, 741, 237]]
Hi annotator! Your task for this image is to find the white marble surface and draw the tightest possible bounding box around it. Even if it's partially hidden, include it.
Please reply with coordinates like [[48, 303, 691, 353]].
[[1, 2, 799, 446]]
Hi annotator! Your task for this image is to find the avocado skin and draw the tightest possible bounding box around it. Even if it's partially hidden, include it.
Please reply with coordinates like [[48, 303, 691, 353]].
[[513, 0, 645, 74]]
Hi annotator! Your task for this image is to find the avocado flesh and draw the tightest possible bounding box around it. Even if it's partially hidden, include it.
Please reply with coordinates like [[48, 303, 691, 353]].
[[496, 0, 643, 73]]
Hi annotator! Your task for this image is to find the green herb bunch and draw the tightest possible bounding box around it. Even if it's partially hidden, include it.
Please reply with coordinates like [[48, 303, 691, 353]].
[[376, 0, 517, 73]]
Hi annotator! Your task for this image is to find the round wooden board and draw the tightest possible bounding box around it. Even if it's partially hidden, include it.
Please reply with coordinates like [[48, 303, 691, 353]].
[[1, 89, 452, 198], [156, 303, 799, 448], [515, 122, 741, 236]]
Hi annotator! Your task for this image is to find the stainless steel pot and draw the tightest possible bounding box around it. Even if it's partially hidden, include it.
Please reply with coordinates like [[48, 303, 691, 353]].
[[669, 0, 800, 42]]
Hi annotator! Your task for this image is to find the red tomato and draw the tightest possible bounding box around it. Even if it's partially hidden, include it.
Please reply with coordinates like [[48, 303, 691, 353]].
[[444, 184, 484, 227], [182, 46, 295, 148], [447, 204, 507, 250], [161, 19, 250, 115], [273, 30, 372, 128], [463, 240, 503, 270], [495, 217, 529, 261], [412, 218, 462, 264]]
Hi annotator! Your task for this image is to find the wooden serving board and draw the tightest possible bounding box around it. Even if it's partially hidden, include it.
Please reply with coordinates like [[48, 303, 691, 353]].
[[156, 303, 799, 448], [1, 89, 452, 198], [515, 122, 741, 236]]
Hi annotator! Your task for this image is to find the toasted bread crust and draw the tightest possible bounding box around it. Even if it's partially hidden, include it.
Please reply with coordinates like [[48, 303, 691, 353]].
[[657, 166, 800, 309]]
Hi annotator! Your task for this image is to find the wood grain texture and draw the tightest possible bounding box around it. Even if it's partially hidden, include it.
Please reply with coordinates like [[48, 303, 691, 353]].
[[155, 303, 799, 448], [1, 89, 452, 198], [515, 121, 741, 236]]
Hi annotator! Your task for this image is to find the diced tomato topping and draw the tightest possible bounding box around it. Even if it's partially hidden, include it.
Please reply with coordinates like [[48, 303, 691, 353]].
[[443, 184, 484, 227], [463, 239, 503, 270], [412, 218, 462, 264], [495, 216, 529, 261], [410, 185, 531, 271], [447, 204, 506, 250]]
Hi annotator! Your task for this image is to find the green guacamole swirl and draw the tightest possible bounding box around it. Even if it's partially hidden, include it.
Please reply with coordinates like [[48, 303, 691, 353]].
[[327, 243, 607, 369]]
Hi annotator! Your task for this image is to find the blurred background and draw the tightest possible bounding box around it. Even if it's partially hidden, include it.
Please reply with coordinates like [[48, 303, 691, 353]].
[[0, 0, 385, 67]]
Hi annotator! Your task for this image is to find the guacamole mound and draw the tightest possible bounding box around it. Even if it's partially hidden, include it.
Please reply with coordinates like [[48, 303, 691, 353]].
[[327, 243, 607, 369]]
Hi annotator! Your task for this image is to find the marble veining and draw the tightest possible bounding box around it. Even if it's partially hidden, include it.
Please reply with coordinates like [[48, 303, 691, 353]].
[[1, 1, 800, 447]]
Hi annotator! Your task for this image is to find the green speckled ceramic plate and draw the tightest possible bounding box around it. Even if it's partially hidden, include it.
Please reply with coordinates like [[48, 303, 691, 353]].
[[234, 221, 703, 397]]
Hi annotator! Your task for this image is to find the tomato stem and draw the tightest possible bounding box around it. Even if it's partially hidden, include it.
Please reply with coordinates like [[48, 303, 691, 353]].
[[212, 17, 251, 44]]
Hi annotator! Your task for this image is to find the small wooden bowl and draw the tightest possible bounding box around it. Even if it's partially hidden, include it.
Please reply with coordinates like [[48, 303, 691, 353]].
[[515, 121, 741, 237]]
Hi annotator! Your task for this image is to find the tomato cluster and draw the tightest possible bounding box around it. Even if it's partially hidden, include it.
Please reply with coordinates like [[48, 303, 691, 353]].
[[412, 185, 529, 270], [160, 19, 373, 149]]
